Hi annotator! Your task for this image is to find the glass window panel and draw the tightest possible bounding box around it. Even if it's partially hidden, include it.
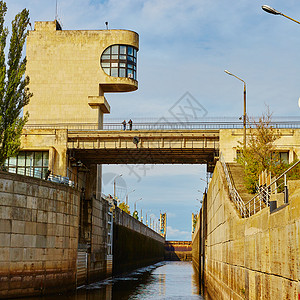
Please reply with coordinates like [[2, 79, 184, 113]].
[[128, 64, 133, 69], [119, 63, 126, 68], [128, 46, 133, 56], [34, 152, 43, 167], [119, 55, 126, 60], [133, 71, 136, 80], [9, 156, 17, 167], [17, 167, 25, 175], [26, 167, 33, 177], [120, 45, 126, 54], [111, 62, 118, 68], [26, 152, 34, 167], [4, 159, 8, 167], [119, 68, 126, 77], [42, 168, 48, 179], [111, 68, 118, 77], [9, 167, 16, 174], [101, 54, 110, 60], [103, 48, 111, 55], [101, 62, 110, 68], [34, 168, 42, 178], [43, 152, 49, 167], [112, 45, 118, 54], [127, 69, 134, 78], [18, 152, 26, 167], [134, 49, 137, 57], [133, 65, 136, 70], [127, 56, 134, 62], [103, 68, 110, 75], [111, 54, 118, 60]]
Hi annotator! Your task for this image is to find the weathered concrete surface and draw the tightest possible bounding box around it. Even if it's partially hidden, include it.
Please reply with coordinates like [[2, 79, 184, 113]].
[[164, 241, 192, 261], [113, 208, 165, 275], [192, 162, 300, 300], [0, 171, 80, 299]]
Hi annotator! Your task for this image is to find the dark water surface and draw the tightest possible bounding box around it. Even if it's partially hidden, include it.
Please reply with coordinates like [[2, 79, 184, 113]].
[[24, 261, 204, 300]]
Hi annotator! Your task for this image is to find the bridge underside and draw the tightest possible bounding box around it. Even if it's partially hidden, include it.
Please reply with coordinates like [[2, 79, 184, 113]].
[[68, 148, 218, 171]]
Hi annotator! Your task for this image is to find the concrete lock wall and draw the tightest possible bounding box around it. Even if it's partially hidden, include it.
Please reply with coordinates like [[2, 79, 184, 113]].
[[113, 207, 165, 275], [0, 171, 80, 299], [192, 162, 300, 300]]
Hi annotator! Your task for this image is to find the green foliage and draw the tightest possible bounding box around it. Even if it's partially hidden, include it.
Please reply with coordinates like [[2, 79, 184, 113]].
[[132, 210, 139, 220], [118, 201, 130, 214], [237, 109, 288, 193], [0, 1, 32, 166]]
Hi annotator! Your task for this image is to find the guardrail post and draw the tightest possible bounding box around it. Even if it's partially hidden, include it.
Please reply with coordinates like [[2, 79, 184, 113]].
[[284, 174, 288, 204]]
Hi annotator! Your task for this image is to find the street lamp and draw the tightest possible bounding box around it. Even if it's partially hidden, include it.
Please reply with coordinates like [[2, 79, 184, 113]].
[[113, 174, 122, 199], [125, 189, 135, 206], [224, 70, 247, 148], [262, 5, 300, 24], [134, 198, 142, 212]]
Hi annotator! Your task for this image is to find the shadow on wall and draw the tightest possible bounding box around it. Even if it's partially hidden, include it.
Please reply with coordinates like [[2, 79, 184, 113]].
[[164, 241, 192, 261]]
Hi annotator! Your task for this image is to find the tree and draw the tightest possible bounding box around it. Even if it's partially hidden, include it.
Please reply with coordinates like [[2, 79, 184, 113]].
[[0, 1, 32, 166], [118, 201, 130, 214], [237, 109, 287, 193]]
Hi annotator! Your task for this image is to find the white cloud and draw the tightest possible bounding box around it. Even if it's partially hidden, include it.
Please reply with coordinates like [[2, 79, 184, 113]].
[[166, 226, 191, 241]]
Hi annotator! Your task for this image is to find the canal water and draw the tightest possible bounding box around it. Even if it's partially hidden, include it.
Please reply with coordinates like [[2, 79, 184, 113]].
[[25, 261, 204, 300]]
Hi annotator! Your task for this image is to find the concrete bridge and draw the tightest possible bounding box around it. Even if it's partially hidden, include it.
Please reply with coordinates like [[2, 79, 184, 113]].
[[67, 129, 219, 171]]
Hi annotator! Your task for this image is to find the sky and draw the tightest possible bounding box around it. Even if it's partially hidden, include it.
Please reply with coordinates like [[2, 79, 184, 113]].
[[7, 0, 300, 240]]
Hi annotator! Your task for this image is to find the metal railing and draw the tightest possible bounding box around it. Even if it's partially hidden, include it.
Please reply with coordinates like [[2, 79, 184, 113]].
[[220, 154, 300, 217], [219, 153, 248, 217], [1, 165, 76, 189], [245, 160, 300, 216], [23, 120, 300, 131]]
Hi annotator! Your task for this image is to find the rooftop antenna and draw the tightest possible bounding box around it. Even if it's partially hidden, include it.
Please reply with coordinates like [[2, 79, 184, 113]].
[[105, 21, 109, 30]]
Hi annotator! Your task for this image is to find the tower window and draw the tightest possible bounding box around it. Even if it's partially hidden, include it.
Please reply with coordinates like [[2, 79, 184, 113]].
[[100, 45, 138, 80]]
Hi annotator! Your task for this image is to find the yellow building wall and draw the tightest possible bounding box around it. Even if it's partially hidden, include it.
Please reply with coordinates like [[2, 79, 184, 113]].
[[24, 21, 139, 125], [219, 128, 300, 163]]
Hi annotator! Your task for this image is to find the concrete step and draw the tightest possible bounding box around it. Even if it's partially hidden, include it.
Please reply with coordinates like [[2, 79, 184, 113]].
[[227, 163, 253, 203]]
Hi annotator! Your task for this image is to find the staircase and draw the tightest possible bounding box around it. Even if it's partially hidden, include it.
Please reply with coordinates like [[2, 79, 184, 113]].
[[227, 163, 253, 203]]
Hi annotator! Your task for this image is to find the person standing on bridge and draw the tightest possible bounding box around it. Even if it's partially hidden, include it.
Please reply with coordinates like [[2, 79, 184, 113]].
[[122, 120, 126, 130], [128, 119, 133, 131]]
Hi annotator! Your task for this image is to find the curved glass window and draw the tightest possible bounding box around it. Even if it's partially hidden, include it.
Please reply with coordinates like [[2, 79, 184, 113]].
[[101, 45, 138, 80]]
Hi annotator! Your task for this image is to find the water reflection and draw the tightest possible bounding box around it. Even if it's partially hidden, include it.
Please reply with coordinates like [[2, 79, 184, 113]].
[[21, 261, 203, 300]]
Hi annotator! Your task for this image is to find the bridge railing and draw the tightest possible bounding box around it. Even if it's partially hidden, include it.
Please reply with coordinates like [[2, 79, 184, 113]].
[[23, 120, 300, 131], [219, 153, 248, 217]]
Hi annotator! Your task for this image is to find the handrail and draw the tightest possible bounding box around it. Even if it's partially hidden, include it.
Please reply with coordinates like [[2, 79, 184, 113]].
[[219, 153, 248, 217], [244, 160, 300, 216], [219, 155, 300, 218], [245, 159, 300, 206], [23, 120, 300, 131]]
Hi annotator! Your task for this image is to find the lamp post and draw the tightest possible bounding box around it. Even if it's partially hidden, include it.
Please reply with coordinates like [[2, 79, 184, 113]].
[[134, 198, 142, 212], [262, 5, 300, 24], [224, 70, 247, 148], [113, 174, 122, 199], [125, 189, 135, 206]]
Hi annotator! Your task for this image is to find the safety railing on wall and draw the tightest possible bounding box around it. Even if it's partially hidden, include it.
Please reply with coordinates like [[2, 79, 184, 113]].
[[219, 153, 248, 217], [244, 160, 300, 216], [220, 153, 300, 218], [23, 120, 300, 131]]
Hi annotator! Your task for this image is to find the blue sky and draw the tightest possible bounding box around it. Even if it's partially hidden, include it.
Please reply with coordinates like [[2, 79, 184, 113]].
[[7, 0, 300, 240]]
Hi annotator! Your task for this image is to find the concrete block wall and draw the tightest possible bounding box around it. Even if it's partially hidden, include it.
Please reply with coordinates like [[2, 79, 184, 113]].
[[0, 171, 80, 299], [113, 207, 165, 275], [88, 197, 110, 282], [193, 162, 300, 299]]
